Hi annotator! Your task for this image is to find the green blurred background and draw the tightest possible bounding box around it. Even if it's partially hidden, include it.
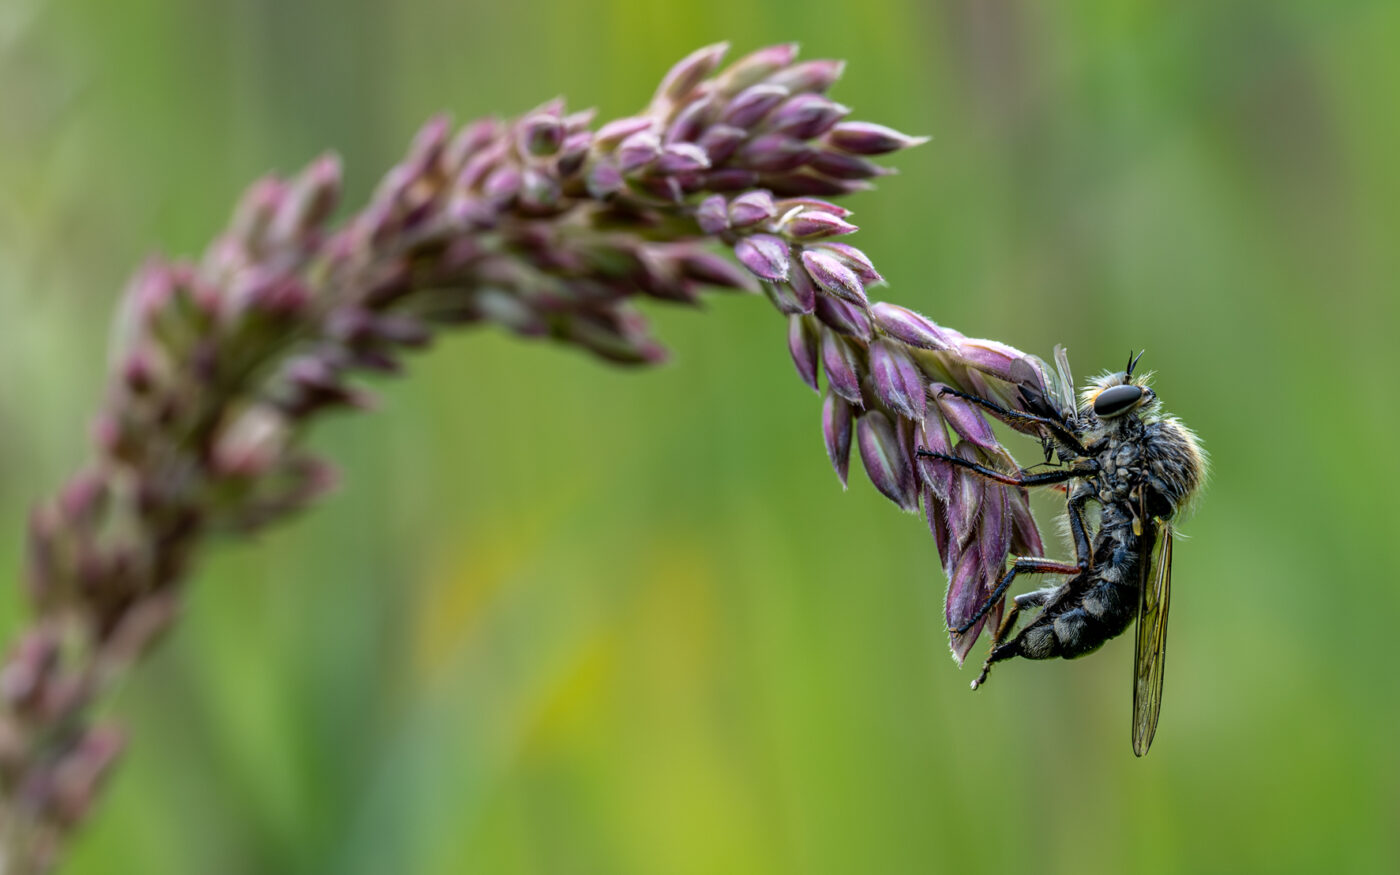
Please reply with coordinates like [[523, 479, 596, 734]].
[[2, 0, 1397, 871]]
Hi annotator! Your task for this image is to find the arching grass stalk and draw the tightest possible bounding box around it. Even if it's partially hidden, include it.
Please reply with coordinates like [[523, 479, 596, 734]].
[[0, 43, 1057, 870]]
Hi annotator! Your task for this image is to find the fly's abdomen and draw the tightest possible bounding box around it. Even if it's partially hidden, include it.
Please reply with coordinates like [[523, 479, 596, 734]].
[[1001, 577, 1138, 662]]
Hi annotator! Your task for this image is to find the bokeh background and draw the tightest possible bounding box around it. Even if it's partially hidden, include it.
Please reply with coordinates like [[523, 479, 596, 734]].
[[2, 0, 1397, 872]]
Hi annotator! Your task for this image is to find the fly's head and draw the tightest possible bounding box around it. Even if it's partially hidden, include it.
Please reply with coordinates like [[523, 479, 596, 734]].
[[1081, 350, 1160, 428]]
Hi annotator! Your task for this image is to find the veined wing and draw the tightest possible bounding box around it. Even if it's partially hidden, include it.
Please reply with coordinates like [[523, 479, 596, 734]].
[[1132, 516, 1173, 756], [1052, 345, 1077, 416]]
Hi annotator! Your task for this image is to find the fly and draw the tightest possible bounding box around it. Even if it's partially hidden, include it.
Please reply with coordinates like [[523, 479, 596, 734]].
[[917, 350, 1206, 755]]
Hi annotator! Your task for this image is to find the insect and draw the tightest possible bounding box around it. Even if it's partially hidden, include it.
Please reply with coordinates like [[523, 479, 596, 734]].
[[917, 350, 1206, 755]]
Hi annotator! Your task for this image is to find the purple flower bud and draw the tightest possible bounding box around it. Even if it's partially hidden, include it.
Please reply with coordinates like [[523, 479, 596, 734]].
[[595, 116, 655, 148], [945, 545, 987, 665], [212, 406, 290, 477], [916, 407, 954, 501], [810, 241, 882, 285], [519, 168, 561, 209], [773, 196, 851, 217], [870, 303, 957, 350], [826, 121, 930, 155], [763, 171, 869, 197], [476, 289, 546, 336], [823, 390, 854, 488], [813, 293, 873, 341], [665, 95, 716, 143], [517, 114, 565, 157], [788, 314, 821, 393], [821, 329, 864, 406], [695, 194, 730, 234], [734, 234, 791, 282], [858, 410, 918, 512], [800, 249, 867, 305], [556, 131, 593, 177], [586, 160, 624, 198], [456, 142, 506, 190], [653, 42, 729, 105], [762, 280, 814, 316], [958, 338, 1026, 383], [810, 149, 891, 180], [932, 383, 998, 449], [446, 194, 498, 231], [446, 118, 504, 171], [675, 250, 756, 291], [244, 273, 311, 320], [721, 83, 790, 129], [122, 349, 157, 394], [1007, 486, 1044, 556], [728, 190, 777, 228], [948, 443, 985, 548], [482, 165, 522, 202], [695, 124, 746, 165], [765, 94, 850, 139], [373, 314, 432, 347], [617, 131, 662, 174], [784, 210, 858, 240], [656, 142, 711, 174], [737, 134, 813, 173], [563, 108, 597, 132], [270, 154, 342, 245], [925, 487, 952, 564], [639, 174, 686, 202], [49, 725, 126, 828], [0, 628, 60, 709], [715, 43, 799, 94], [786, 261, 818, 313], [525, 96, 565, 118], [561, 307, 667, 365], [979, 484, 1011, 584], [767, 59, 846, 94], [229, 177, 286, 250], [404, 115, 451, 176], [870, 339, 927, 421], [699, 169, 760, 191]]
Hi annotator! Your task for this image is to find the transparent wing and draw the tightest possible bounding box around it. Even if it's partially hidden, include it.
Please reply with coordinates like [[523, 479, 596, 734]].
[[1132, 518, 1173, 756], [1052, 344, 1077, 416]]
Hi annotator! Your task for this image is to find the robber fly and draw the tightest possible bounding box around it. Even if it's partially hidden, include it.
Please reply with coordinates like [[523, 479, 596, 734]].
[[917, 350, 1205, 755]]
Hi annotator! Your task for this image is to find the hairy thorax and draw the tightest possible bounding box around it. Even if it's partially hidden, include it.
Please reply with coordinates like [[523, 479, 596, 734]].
[[1084, 414, 1204, 520]]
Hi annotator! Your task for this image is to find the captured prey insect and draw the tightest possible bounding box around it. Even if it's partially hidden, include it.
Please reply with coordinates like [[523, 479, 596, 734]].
[[917, 350, 1206, 755]]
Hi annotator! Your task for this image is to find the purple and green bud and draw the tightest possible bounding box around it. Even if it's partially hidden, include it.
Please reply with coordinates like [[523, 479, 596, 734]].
[[518, 114, 565, 157], [764, 94, 850, 139], [728, 190, 778, 228], [822, 390, 854, 488], [857, 411, 919, 512], [767, 59, 846, 94], [784, 210, 858, 240], [800, 249, 867, 304], [869, 339, 927, 421], [734, 234, 791, 282], [820, 329, 864, 406], [813, 293, 873, 341], [825, 121, 930, 155]]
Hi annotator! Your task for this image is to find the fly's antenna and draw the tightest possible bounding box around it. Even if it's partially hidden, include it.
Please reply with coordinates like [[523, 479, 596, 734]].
[[1126, 349, 1145, 380]]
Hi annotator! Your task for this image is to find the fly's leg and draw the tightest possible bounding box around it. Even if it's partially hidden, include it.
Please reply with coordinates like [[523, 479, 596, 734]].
[[950, 490, 1093, 633], [950, 558, 1080, 634], [935, 387, 1087, 456], [914, 451, 1093, 489], [971, 588, 1055, 690]]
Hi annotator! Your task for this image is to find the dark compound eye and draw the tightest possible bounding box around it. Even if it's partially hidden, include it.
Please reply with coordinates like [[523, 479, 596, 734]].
[[1093, 384, 1144, 418]]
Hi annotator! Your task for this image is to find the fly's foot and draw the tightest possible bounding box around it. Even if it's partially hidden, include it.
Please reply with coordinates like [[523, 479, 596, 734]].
[[970, 661, 994, 690]]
